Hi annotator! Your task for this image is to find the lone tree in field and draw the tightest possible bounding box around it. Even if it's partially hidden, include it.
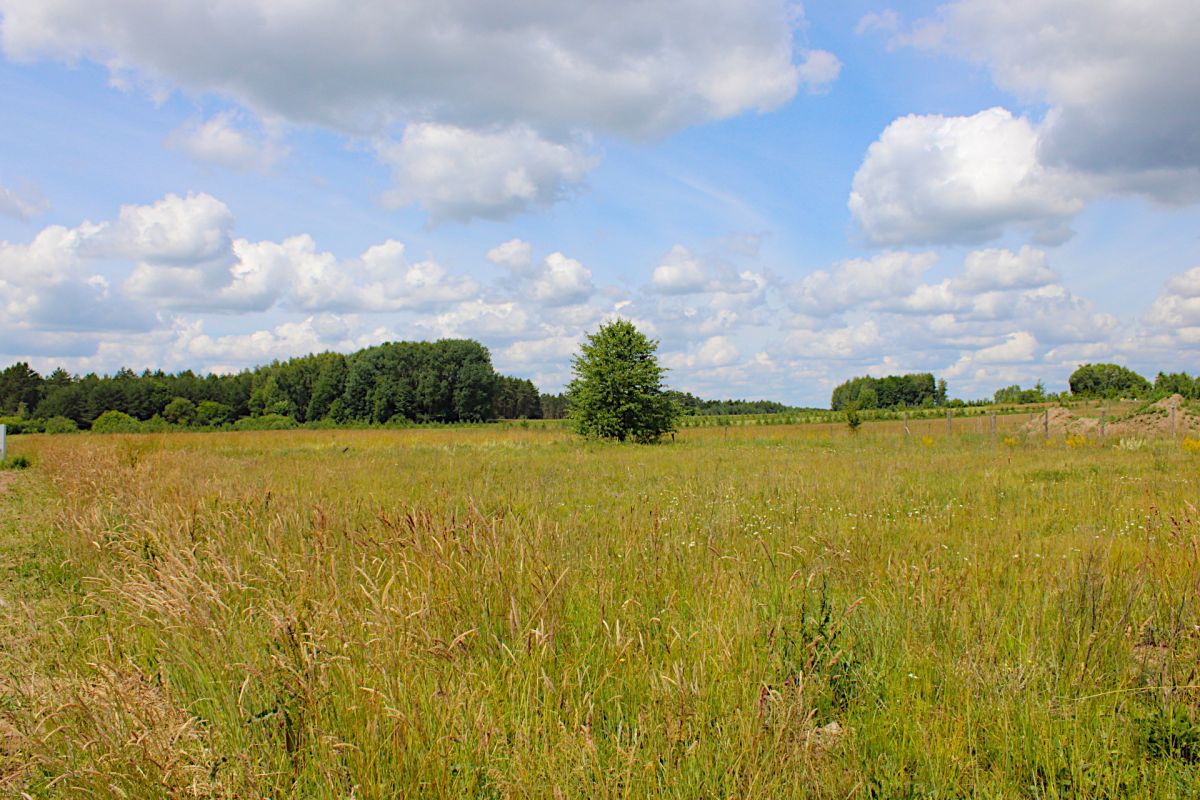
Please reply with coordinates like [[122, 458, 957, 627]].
[[567, 319, 678, 442]]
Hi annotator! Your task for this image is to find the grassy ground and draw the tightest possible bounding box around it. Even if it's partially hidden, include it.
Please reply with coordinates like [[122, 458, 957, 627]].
[[2, 422, 1200, 798]]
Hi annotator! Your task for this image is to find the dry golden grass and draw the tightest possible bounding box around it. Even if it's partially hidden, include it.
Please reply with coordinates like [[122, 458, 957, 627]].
[[2, 422, 1200, 797]]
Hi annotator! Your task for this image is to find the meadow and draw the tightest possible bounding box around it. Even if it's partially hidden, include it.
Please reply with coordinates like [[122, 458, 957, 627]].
[[2, 418, 1200, 798]]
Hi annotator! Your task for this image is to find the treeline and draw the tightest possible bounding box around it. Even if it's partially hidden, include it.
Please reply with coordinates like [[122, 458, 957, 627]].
[[830, 373, 946, 411], [993, 382, 1049, 405], [667, 391, 812, 416], [1067, 363, 1200, 399], [0, 340, 559, 431]]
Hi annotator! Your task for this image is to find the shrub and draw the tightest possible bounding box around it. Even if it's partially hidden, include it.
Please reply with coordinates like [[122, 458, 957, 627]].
[[43, 416, 78, 434], [1183, 437, 1200, 453], [90, 410, 141, 433], [1, 455, 30, 469], [161, 396, 197, 426], [233, 414, 297, 431], [195, 400, 232, 427], [0, 415, 42, 434]]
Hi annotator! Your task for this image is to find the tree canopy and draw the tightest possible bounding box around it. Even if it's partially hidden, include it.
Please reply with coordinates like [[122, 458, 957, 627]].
[[567, 319, 678, 443], [0, 339, 526, 429], [830, 373, 942, 411], [1068, 363, 1151, 398]]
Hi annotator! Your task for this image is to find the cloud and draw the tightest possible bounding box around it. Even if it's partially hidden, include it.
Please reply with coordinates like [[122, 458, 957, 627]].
[[128, 232, 480, 314], [180, 315, 356, 364], [166, 112, 287, 172], [417, 299, 533, 342], [0, 223, 153, 333], [0, 191, 479, 316], [849, 108, 1086, 246], [956, 246, 1057, 293], [0, 1, 834, 222], [796, 50, 841, 93], [1145, 266, 1200, 332], [901, 0, 1200, 202], [378, 124, 596, 222], [486, 238, 533, 272], [855, 10, 900, 35], [942, 331, 1039, 380], [0, 195, 1164, 406], [664, 335, 740, 369], [782, 320, 884, 361], [498, 335, 581, 369], [0, 181, 48, 220], [650, 244, 709, 294], [0, 0, 808, 139], [106, 191, 235, 265], [531, 252, 594, 306], [789, 251, 938, 315]]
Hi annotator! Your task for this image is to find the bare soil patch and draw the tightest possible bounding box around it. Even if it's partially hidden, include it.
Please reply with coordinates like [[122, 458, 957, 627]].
[[1022, 395, 1200, 439]]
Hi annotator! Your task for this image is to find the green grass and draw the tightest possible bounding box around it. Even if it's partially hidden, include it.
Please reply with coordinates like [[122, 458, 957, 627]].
[[2, 423, 1200, 797]]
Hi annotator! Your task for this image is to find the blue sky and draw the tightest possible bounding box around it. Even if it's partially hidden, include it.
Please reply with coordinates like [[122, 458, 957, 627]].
[[1, 1, 1198, 406]]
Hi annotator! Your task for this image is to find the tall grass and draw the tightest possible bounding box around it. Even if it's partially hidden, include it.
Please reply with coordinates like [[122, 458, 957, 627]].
[[2, 423, 1199, 797]]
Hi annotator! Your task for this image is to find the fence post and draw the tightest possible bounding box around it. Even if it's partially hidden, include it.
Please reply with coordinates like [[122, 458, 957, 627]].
[[990, 412, 996, 441], [1099, 408, 1106, 442], [0, 423, 5, 463], [946, 409, 952, 436], [1043, 409, 1050, 440], [1172, 405, 1178, 439], [903, 413, 910, 437]]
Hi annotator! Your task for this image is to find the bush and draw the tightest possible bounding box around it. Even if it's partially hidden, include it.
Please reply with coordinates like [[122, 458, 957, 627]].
[[0, 415, 42, 434], [195, 400, 232, 427], [162, 396, 197, 426], [1, 455, 30, 469], [140, 415, 170, 432], [233, 414, 297, 431], [90, 410, 141, 433], [43, 416, 78, 434]]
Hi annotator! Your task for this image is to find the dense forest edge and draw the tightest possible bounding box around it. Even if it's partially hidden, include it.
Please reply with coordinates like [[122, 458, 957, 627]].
[[0, 338, 1196, 434]]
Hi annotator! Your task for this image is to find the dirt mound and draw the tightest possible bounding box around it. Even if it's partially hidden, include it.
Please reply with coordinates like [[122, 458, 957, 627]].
[[1021, 407, 1099, 438], [1109, 394, 1199, 438], [1021, 395, 1200, 439]]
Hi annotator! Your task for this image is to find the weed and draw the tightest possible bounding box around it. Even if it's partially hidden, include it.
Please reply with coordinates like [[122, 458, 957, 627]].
[[1142, 705, 1200, 764]]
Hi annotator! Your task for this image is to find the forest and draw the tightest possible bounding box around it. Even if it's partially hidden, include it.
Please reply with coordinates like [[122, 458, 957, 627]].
[[4, 349, 1198, 433], [0, 340, 545, 431]]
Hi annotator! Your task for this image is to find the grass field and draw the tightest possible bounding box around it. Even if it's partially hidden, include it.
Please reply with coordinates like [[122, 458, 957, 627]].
[[3, 420, 1200, 798]]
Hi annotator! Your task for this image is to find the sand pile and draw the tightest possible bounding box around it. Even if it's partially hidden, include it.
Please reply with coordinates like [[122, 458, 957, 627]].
[[1109, 394, 1199, 438], [1021, 406, 1098, 437], [1021, 394, 1200, 439]]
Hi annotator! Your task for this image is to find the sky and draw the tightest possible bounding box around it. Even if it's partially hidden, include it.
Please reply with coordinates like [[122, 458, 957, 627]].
[[0, 0, 1198, 407]]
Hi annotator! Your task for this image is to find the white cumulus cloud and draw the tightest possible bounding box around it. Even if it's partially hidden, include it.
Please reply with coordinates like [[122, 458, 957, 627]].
[[167, 112, 287, 172], [378, 124, 596, 222], [904, 0, 1200, 201], [850, 108, 1085, 246], [0, 0, 808, 138]]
